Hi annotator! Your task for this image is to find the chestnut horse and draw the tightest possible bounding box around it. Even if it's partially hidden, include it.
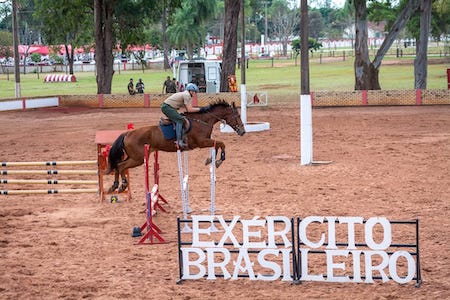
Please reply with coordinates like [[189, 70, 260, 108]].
[[106, 100, 245, 193]]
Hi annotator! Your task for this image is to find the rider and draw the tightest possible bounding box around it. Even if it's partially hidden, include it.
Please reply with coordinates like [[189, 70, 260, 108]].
[[161, 83, 206, 149]]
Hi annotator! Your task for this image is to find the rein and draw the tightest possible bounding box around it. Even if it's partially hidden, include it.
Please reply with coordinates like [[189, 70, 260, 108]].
[[185, 103, 239, 130]]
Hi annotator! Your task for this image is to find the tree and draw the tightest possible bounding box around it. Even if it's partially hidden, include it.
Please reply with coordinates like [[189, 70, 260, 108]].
[[220, 0, 240, 92], [354, 0, 422, 90], [414, 0, 431, 89], [0, 30, 13, 59], [269, 0, 297, 56], [291, 37, 323, 62], [167, 0, 217, 59], [308, 10, 325, 40], [161, 0, 182, 70], [94, 0, 161, 94], [430, 0, 450, 42], [34, 0, 93, 75], [94, 0, 116, 94], [0, 1, 11, 31]]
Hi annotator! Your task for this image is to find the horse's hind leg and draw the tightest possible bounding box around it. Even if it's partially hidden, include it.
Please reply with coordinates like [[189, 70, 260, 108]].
[[107, 171, 120, 193], [118, 171, 128, 193], [117, 157, 144, 192]]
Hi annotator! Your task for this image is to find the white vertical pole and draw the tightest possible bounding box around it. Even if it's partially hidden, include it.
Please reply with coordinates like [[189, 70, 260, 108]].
[[240, 84, 247, 124], [183, 151, 191, 213], [177, 150, 191, 233], [300, 94, 313, 165], [209, 147, 219, 232]]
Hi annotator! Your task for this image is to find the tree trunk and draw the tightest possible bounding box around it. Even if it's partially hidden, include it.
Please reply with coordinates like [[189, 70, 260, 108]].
[[94, 0, 115, 94], [373, 0, 421, 70], [64, 44, 74, 75], [354, 0, 421, 90], [354, 0, 380, 90], [414, 0, 431, 89], [220, 0, 240, 92]]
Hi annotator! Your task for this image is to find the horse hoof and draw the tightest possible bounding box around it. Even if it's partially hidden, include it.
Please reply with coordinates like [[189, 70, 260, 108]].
[[215, 160, 223, 168], [118, 185, 128, 193], [107, 187, 117, 193], [205, 158, 212, 165]]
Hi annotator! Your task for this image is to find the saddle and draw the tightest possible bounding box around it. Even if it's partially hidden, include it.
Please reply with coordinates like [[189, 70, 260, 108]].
[[159, 117, 192, 140]]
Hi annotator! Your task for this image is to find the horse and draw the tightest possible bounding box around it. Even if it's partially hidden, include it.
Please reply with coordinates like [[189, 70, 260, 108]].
[[106, 99, 246, 193]]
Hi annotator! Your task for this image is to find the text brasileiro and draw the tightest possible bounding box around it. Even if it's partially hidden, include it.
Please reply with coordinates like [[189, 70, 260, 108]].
[[180, 215, 417, 283]]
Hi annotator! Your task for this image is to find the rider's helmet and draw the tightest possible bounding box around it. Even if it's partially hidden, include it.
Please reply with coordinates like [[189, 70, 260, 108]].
[[186, 83, 199, 93]]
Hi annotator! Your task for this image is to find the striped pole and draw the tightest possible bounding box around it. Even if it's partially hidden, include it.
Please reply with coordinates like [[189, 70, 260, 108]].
[[0, 160, 99, 196], [0, 179, 97, 184], [1, 189, 98, 195], [1, 160, 97, 167], [1, 170, 98, 175]]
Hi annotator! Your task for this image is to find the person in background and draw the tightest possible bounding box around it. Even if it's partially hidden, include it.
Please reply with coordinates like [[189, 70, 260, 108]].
[[128, 78, 136, 95], [172, 78, 178, 92], [136, 78, 145, 94], [198, 77, 206, 93], [162, 76, 176, 93], [161, 83, 206, 149], [190, 75, 198, 86]]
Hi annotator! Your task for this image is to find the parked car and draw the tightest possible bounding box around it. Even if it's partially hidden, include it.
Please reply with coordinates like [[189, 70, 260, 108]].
[[258, 53, 272, 59]]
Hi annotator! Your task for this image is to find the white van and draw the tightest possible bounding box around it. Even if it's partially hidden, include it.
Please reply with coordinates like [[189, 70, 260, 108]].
[[174, 60, 222, 93]]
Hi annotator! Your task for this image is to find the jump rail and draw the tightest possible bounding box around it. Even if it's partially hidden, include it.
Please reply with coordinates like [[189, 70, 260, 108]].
[[1, 160, 99, 196], [1, 160, 97, 167]]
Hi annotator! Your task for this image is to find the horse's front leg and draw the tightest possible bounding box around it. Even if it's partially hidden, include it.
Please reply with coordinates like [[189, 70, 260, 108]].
[[205, 140, 225, 168]]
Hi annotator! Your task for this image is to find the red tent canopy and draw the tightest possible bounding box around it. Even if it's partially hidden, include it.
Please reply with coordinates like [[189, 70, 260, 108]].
[[18, 45, 49, 55]]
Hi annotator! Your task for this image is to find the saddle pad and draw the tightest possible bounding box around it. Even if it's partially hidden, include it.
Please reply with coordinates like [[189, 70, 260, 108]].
[[159, 122, 176, 140]]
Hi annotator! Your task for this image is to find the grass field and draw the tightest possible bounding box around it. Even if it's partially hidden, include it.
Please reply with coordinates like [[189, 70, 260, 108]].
[[0, 56, 448, 99]]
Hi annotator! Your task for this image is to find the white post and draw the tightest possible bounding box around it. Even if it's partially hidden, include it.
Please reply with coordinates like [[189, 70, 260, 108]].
[[183, 151, 191, 213], [300, 94, 313, 165], [177, 149, 191, 233], [240, 84, 247, 124], [209, 147, 219, 232]]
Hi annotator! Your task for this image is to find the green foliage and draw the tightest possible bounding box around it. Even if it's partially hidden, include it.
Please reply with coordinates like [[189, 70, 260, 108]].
[[33, 0, 93, 50], [167, 0, 217, 58], [291, 38, 323, 57], [368, 1, 397, 29], [30, 52, 41, 63], [0, 30, 13, 58], [114, 0, 161, 51], [50, 53, 63, 64]]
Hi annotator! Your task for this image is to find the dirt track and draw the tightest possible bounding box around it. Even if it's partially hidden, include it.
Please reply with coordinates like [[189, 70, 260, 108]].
[[1, 100, 449, 299]]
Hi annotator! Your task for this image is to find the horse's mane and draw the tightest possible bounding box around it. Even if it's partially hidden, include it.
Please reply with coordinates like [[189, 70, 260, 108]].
[[185, 99, 231, 115], [201, 99, 231, 113]]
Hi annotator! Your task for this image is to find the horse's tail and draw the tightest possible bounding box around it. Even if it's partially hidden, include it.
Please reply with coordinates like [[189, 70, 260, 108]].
[[105, 133, 126, 174]]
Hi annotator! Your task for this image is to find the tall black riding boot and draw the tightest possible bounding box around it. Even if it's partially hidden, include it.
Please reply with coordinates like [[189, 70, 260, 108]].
[[175, 122, 188, 149]]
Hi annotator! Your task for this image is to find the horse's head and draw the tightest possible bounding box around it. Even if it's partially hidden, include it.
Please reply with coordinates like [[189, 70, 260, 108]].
[[225, 102, 246, 136], [197, 100, 245, 136]]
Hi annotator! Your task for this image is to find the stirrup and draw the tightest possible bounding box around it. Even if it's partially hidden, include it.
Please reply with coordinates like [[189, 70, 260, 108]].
[[176, 140, 188, 149]]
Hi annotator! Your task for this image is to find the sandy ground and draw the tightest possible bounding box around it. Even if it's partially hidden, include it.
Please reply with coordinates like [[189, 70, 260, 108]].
[[1, 98, 449, 299]]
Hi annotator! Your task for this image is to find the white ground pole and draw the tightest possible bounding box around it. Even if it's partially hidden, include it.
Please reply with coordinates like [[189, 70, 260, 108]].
[[300, 94, 313, 165], [208, 147, 220, 232], [220, 84, 270, 133], [177, 149, 192, 233]]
